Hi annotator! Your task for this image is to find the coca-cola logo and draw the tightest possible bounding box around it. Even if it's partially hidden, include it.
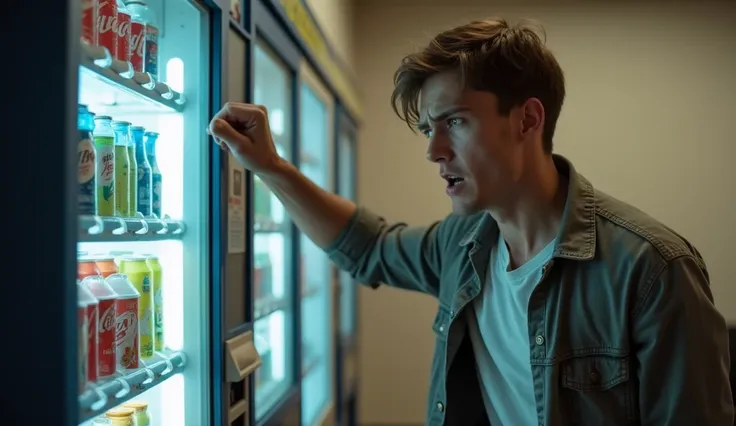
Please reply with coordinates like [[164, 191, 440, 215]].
[[100, 305, 116, 332], [115, 311, 137, 344], [96, 1, 117, 35], [116, 14, 131, 38], [130, 24, 146, 57], [87, 307, 98, 338]]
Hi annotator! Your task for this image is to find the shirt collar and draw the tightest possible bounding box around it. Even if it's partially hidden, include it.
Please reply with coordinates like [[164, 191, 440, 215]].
[[459, 154, 597, 261]]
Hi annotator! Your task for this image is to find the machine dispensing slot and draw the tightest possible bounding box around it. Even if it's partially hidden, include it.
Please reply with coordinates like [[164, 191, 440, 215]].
[[225, 330, 262, 383], [225, 329, 261, 425]]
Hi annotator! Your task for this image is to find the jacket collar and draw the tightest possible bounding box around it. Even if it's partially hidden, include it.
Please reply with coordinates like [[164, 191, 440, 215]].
[[459, 154, 597, 261]]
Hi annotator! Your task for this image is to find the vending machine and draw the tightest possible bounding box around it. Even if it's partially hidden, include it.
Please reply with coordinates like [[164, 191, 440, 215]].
[[4, 0, 263, 424]]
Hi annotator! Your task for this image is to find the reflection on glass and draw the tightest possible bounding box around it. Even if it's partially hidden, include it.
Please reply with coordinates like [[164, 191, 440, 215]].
[[253, 42, 294, 420], [299, 83, 332, 426], [338, 131, 357, 340], [254, 310, 289, 420]]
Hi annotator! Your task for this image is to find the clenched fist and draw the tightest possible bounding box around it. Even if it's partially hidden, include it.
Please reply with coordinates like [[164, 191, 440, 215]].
[[208, 102, 284, 175]]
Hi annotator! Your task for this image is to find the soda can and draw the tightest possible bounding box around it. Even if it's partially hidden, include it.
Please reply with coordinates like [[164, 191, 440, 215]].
[[77, 281, 91, 394], [95, 255, 119, 278], [82, 275, 119, 378], [115, 1, 132, 63], [145, 255, 163, 350], [78, 256, 102, 280], [78, 281, 99, 383], [119, 256, 154, 359], [106, 274, 141, 370], [144, 23, 159, 80], [96, 0, 118, 57], [81, 0, 98, 45], [129, 18, 146, 72]]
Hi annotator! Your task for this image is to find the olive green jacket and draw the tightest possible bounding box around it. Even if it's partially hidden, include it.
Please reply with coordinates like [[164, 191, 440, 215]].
[[326, 155, 733, 426]]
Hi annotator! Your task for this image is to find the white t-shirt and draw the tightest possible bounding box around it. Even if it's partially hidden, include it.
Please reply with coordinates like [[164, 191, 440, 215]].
[[466, 232, 557, 426]]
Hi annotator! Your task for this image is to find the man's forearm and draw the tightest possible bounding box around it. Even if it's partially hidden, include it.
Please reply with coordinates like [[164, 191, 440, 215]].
[[259, 159, 356, 249]]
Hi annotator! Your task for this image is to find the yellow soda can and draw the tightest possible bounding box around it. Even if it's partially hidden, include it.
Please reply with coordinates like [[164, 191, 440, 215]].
[[145, 255, 164, 351], [119, 256, 154, 359]]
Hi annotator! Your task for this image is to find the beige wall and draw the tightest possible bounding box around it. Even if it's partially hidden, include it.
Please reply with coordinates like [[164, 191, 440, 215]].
[[351, 0, 736, 424], [304, 0, 355, 73]]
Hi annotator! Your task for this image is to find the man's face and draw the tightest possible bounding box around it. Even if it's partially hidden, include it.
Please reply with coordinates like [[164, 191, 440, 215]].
[[418, 71, 534, 215]]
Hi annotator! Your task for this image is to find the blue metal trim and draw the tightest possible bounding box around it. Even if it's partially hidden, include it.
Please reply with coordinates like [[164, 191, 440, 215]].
[[245, 0, 258, 423], [251, 3, 303, 424], [230, 18, 253, 41], [208, 0, 228, 425], [290, 63, 305, 425], [3, 1, 79, 424], [254, 0, 302, 71]]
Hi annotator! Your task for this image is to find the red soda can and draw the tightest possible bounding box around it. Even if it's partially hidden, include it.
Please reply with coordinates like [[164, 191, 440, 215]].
[[82, 275, 118, 378], [81, 0, 98, 45], [77, 282, 91, 394], [129, 20, 146, 72], [107, 274, 141, 370], [115, 3, 132, 63], [96, 0, 118, 57], [78, 282, 99, 383]]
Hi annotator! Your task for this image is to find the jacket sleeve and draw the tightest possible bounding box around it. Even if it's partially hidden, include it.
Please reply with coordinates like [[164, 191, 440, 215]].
[[325, 206, 445, 297], [633, 254, 734, 425]]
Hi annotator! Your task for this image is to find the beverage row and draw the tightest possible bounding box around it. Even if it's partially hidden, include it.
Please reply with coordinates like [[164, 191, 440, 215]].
[[78, 104, 164, 218], [77, 254, 164, 393], [82, 0, 160, 78], [87, 400, 151, 426]]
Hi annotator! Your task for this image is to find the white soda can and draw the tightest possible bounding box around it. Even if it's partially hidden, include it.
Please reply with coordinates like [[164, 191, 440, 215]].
[[106, 274, 141, 370]]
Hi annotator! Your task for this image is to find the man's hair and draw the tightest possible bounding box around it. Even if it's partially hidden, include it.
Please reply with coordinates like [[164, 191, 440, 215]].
[[391, 18, 565, 153]]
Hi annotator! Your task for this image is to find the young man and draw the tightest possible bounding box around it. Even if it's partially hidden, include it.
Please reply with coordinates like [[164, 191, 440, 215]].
[[209, 18, 733, 426]]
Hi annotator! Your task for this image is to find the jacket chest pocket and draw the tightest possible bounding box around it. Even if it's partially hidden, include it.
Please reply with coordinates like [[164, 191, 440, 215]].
[[560, 353, 635, 426]]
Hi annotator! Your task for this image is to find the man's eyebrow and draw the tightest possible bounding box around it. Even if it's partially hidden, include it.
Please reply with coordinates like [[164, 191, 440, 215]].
[[417, 106, 471, 130]]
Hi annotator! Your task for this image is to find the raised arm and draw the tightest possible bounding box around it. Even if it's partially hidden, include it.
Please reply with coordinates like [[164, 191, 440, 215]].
[[209, 102, 444, 296]]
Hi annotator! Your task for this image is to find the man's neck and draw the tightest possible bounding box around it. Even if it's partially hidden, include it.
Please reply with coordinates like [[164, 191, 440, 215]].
[[490, 157, 568, 269]]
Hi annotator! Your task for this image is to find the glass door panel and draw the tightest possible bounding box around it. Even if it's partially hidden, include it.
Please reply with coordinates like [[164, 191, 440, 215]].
[[337, 129, 357, 341], [252, 41, 295, 421], [76, 0, 211, 424], [299, 65, 335, 426]]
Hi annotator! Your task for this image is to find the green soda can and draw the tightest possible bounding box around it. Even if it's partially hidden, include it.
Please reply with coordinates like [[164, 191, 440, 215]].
[[112, 121, 131, 217], [145, 255, 164, 351], [93, 116, 116, 216]]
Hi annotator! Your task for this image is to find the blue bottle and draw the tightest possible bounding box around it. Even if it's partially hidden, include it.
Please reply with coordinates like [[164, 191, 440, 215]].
[[77, 105, 97, 215], [131, 126, 153, 217], [144, 131, 163, 218]]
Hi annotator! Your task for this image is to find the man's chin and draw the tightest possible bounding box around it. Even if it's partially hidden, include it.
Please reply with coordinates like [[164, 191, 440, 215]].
[[450, 199, 483, 216]]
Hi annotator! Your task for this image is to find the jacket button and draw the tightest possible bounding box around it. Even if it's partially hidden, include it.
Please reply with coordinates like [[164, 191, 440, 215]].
[[589, 369, 601, 385], [449, 309, 455, 318], [439, 325, 445, 333], [436, 402, 444, 412], [535, 335, 545, 346]]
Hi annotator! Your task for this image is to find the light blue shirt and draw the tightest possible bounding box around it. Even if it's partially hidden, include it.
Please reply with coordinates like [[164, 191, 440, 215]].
[[467, 232, 557, 426]]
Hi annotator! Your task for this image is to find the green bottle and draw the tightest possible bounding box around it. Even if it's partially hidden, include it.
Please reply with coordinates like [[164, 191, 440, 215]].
[[112, 121, 131, 217], [93, 116, 116, 216]]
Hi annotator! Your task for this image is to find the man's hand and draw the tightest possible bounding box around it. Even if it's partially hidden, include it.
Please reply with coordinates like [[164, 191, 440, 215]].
[[208, 102, 284, 175]]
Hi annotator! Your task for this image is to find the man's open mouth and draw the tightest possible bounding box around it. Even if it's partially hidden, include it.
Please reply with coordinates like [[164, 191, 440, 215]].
[[444, 175, 465, 188]]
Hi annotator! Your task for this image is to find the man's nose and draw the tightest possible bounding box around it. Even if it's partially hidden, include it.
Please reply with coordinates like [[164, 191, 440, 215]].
[[426, 134, 453, 163]]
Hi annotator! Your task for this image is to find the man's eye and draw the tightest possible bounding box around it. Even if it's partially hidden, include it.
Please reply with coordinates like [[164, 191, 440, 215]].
[[447, 118, 463, 128]]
